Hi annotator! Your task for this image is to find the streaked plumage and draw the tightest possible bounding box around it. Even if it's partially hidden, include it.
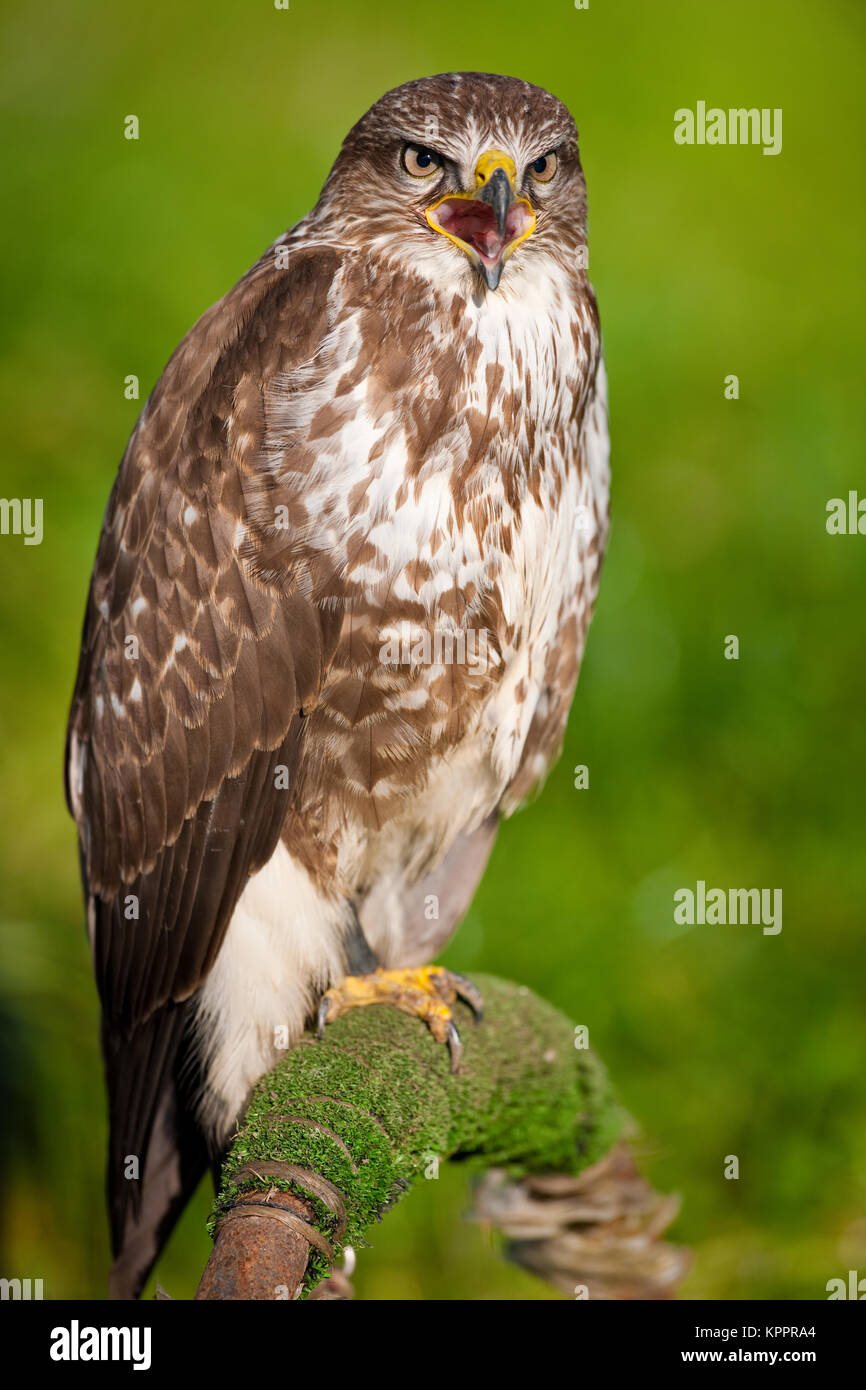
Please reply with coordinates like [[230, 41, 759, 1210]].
[[65, 71, 610, 1297]]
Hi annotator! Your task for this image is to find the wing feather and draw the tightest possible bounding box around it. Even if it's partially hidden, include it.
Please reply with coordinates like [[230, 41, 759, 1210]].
[[65, 243, 342, 1292]]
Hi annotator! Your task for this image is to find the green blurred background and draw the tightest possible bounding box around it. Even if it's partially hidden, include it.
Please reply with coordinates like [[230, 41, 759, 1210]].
[[1, 0, 864, 1300]]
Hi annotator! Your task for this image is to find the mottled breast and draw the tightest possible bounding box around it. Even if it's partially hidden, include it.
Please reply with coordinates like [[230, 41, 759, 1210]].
[[259, 247, 608, 883]]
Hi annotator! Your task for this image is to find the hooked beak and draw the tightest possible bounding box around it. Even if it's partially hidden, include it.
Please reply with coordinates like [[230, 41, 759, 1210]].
[[477, 165, 512, 240], [425, 149, 536, 290]]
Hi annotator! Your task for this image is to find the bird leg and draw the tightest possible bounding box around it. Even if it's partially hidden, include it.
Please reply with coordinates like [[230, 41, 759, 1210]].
[[316, 966, 483, 1072]]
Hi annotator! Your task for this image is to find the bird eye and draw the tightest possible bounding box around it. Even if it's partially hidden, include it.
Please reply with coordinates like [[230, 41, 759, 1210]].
[[402, 144, 443, 178], [529, 151, 558, 184]]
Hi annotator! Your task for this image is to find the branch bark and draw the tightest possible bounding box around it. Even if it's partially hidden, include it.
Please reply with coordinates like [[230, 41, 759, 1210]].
[[196, 973, 687, 1300]]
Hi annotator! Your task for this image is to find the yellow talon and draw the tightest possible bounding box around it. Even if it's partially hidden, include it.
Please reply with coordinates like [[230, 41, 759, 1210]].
[[316, 966, 483, 1072]]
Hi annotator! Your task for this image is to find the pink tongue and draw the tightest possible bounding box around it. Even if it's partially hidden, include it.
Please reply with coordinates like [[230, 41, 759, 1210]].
[[440, 204, 502, 261], [473, 227, 501, 257]]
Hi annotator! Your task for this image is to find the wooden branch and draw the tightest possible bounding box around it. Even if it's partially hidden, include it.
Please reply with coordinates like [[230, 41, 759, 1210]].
[[197, 974, 686, 1300]]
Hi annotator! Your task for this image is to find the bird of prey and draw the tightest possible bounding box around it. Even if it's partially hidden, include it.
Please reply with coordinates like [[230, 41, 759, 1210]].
[[65, 71, 610, 1299]]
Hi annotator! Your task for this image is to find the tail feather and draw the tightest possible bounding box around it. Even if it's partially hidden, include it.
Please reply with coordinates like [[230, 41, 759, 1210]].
[[103, 1001, 209, 1299]]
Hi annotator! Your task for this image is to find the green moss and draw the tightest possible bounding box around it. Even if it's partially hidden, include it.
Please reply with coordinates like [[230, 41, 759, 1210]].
[[209, 974, 625, 1293]]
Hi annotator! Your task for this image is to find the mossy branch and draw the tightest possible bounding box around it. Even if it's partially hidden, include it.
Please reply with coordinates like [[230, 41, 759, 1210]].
[[196, 974, 653, 1300]]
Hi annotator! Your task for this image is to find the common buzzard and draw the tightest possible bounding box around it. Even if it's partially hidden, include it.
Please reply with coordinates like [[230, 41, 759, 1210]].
[[65, 72, 610, 1298]]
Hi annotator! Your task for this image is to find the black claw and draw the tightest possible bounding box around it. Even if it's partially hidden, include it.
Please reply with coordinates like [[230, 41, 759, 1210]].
[[316, 997, 331, 1040], [451, 971, 484, 1022], [446, 1019, 463, 1073]]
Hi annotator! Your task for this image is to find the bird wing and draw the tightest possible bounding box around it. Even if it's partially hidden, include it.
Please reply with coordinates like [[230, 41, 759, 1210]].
[[64, 242, 343, 1292]]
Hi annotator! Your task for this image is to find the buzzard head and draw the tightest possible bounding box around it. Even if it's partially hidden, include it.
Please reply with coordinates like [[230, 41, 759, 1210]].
[[318, 72, 589, 294]]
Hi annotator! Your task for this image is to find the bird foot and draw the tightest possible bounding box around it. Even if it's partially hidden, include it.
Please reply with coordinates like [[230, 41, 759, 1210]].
[[316, 966, 483, 1072]]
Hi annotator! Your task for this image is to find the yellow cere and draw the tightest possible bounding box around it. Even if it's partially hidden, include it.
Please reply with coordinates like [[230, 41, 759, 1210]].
[[474, 148, 517, 189]]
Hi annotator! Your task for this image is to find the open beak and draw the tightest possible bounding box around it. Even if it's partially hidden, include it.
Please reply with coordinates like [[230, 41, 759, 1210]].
[[425, 149, 536, 290]]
